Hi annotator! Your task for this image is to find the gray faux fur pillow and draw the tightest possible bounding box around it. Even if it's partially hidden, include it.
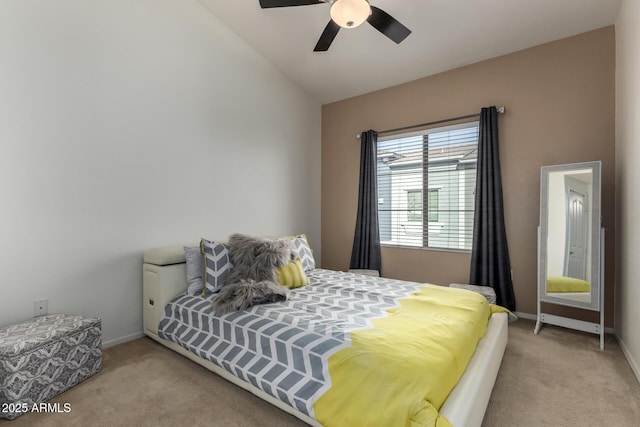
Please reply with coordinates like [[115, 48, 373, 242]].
[[225, 233, 294, 284], [212, 279, 290, 315]]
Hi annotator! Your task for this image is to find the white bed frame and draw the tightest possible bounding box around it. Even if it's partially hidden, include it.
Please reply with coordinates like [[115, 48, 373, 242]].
[[142, 245, 508, 427]]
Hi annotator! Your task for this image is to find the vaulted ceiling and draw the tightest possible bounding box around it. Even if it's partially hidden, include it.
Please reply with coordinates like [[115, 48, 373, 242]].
[[199, 0, 621, 104]]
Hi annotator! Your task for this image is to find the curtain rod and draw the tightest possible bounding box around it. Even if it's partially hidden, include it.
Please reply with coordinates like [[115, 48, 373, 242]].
[[356, 106, 506, 139]]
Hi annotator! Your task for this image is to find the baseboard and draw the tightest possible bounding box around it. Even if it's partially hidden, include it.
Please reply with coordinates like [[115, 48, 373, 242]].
[[514, 311, 536, 321], [513, 311, 615, 334], [102, 331, 145, 348], [615, 332, 640, 384]]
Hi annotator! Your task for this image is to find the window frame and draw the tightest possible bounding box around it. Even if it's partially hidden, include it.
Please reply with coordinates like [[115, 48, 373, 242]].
[[377, 121, 479, 253]]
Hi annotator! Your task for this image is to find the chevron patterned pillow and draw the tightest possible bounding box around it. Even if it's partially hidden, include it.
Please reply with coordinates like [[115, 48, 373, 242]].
[[291, 234, 316, 272], [200, 239, 233, 296]]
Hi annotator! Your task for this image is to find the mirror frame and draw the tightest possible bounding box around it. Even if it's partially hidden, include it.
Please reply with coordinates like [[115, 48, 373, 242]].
[[538, 161, 602, 311]]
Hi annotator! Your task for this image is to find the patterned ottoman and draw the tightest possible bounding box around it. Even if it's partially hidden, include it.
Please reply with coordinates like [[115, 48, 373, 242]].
[[0, 314, 102, 419], [449, 283, 497, 304]]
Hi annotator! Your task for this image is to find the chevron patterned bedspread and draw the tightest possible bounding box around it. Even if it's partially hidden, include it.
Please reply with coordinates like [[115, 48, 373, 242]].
[[158, 269, 494, 427]]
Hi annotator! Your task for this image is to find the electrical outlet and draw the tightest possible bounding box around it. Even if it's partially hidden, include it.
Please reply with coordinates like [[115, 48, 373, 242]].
[[34, 298, 48, 317]]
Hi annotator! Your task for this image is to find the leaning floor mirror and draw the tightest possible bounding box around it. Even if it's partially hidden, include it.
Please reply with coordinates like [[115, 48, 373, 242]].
[[534, 161, 604, 349]]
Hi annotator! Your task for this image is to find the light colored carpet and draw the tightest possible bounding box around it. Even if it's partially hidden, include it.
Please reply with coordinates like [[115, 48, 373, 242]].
[[482, 319, 640, 427], [2, 318, 639, 426], [2, 338, 306, 427]]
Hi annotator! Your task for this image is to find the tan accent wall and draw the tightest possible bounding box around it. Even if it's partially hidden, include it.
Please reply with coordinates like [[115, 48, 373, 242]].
[[321, 27, 615, 324]]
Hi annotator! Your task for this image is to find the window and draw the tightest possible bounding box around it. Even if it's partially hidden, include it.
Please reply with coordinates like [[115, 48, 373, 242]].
[[407, 190, 422, 221], [428, 189, 439, 222], [377, 122, 478, 251], [406, 189, 438, 222]]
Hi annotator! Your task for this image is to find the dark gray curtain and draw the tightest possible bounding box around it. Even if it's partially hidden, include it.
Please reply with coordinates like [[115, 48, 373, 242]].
[[470, 107, 516, 311], [350, 130, 382, 272]]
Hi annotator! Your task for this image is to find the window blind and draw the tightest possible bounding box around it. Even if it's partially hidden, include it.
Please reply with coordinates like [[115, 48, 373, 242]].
[[377, 122, 479, 251]]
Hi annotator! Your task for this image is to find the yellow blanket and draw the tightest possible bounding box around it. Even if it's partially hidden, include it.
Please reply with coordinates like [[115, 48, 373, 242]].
[[314, 285, 505, 427], [547, 275, 590, 293]]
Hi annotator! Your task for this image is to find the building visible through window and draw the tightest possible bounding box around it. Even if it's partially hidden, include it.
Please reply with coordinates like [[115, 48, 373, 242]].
[[407, 190, 422, 221], [377, 122, 478, 251]]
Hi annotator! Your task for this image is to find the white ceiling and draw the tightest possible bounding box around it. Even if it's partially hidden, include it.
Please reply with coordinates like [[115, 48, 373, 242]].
[[199, 0, 621, 104]]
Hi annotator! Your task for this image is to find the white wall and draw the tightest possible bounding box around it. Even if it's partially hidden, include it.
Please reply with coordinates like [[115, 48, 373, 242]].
[[0, 0, 321, 345], [615, 0, 640, 381]]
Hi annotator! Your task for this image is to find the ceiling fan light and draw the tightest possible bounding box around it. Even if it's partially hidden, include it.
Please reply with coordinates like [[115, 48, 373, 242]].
[[330, 0, 371, 29]]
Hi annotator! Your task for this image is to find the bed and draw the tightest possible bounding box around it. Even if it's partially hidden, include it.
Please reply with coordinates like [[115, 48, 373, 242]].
[[142, 243, 508, 427], [546, 275, 590, 293]]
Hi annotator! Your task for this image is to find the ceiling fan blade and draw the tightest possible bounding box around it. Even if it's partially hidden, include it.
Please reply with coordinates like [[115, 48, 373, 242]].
[[314, 20, 340, 52], [259, 0, 324, 8], [367, 6, 411, 44]]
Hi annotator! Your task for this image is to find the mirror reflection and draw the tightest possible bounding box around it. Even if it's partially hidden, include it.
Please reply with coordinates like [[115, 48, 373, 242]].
[[545, 169, 593, 303], [536, 161, 603, 346]]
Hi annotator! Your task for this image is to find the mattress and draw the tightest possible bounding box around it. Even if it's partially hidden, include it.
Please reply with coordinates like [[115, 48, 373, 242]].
[[158, 269, 500, 427]]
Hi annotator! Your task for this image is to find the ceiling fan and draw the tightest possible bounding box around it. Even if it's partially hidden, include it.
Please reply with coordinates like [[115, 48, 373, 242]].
[[259, 0, 411, 52]]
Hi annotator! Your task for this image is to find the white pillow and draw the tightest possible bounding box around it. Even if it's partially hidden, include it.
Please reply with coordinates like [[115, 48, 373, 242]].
[[183, 246, 204, 296]]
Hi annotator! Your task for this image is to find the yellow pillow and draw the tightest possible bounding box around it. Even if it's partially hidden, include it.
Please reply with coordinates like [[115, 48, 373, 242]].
[[276, 258, 310, 289]]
